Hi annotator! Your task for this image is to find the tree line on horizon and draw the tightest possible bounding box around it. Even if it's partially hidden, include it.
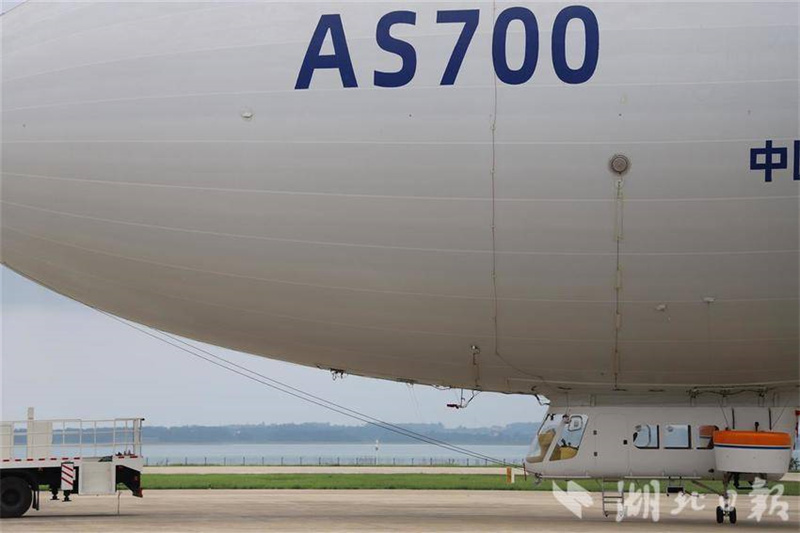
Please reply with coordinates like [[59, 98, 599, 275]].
[[143, 422, 540, 445]]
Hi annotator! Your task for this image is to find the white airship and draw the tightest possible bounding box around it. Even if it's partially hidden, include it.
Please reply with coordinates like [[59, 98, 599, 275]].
[[1, 0, 798, 523]]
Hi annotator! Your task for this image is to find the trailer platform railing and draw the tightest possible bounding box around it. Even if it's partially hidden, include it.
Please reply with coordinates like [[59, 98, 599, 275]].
[[0, 417, 144, 461]]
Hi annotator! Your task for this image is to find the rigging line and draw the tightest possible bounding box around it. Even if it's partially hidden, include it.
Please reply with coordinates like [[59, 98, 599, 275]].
[[154, 328, 507, 462], [405, 383, 424, 424], [154, 330, 514, 465], [484, 0, 537, 384], [482, 3, 553, 390], [771, 401, 791, 429], [718, 398, 731, 429], [489, 0, 500, 376], [97, 310, 517, 466], [612, 177, 625, 388], [125, 320, 506, 465]]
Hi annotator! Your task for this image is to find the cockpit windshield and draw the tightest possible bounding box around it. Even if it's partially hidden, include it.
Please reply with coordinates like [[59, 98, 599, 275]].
[[526, 413, 562, 464], [550, 414, 588, 461], [526, 413, 589, 464]]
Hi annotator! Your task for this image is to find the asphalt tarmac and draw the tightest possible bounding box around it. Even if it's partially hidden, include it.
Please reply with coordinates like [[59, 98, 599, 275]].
[[2, 490, 798, 532]]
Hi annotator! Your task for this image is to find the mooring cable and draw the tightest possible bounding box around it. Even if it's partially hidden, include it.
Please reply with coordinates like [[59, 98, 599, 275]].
[[98, 310, 523, 468]]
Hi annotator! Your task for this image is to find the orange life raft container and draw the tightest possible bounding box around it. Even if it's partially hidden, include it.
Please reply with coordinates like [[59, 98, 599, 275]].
[[712, 431, 792, 475], [714, 431, 792, 449]]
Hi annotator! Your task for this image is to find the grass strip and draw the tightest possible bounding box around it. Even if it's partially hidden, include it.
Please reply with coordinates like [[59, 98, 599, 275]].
[[142, 474, 800, 495]]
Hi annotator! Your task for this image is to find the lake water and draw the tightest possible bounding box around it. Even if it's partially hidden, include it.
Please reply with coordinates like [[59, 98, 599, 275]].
[[141, 443, 530, 466], [10, 440, 798, 468], [141, 443, 800, 467]]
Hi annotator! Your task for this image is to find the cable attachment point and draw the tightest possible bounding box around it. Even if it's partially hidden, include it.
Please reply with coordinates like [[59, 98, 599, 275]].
[[470, 344, 482, 389], [447, 389, 480, 410]]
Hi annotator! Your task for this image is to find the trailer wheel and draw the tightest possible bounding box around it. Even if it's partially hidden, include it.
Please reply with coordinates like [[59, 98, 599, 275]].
[[0, 476, 33, 518]]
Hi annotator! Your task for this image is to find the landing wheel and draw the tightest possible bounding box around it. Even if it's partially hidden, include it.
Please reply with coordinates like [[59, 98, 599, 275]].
[[715, 504, 737, 524], [0, 477, 33, 518]]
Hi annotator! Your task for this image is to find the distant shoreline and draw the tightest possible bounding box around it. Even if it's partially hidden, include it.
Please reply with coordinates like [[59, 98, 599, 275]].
[[142, 422, 540, 446], [143, 441, 532, 446]]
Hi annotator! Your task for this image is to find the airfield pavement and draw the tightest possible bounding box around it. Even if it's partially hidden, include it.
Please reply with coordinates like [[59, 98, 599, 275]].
[[141, 466, 800, 480], [2, 489, 798, 532], [143, 466, 524, 475]]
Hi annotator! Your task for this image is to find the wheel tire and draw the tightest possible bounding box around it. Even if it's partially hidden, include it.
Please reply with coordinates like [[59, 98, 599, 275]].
[[716, 506, 724, 524], [729, 508, 737, 524], [0, 476, 33, 518]]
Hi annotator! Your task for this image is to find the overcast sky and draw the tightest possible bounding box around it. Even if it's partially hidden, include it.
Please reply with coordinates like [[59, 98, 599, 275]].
[[1, 0, 23, 14], [1, 266, 544, 427]]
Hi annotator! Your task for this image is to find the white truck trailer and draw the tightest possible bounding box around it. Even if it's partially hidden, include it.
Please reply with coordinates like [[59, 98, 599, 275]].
[[0, 409, 144, 518]]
